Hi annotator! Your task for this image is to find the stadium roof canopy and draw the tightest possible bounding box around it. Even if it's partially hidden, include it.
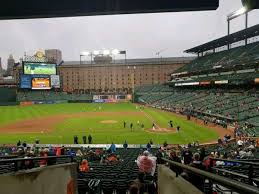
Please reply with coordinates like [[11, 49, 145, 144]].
[[185, 24, 259, 54], [0, 0, 218, 20]]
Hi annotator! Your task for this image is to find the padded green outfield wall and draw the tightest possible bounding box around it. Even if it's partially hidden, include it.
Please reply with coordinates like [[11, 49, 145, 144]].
[[0, 88, 17, 103]]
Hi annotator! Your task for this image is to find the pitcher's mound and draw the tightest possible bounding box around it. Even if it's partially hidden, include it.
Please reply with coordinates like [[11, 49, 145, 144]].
[[100, 120, 118, 124], [146, 127, 176, 133]]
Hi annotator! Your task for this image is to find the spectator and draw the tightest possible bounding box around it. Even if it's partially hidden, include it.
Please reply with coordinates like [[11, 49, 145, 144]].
[[188, 153, 205, 191], [79, 159, 90, 173], [17, 140, 21, 147], [131, 172, 145, 194], [129, 184, 140, 194], [169, 150, 182, 175], [110, 142, 116, 153], [163, 141, 168, 148], [56, 147, 62, 156], [155, 148, 164, 164], [107, 153, 118, 163], [39, 148, 48, 167], [137, 151, 156, 175], [190, 153, 203, 169], [123, 141, 128, 149], [88, 135, 92, 144], [182, 147, 192, 165], [199, 147, 206, 161], [47, 147, 57, 165], [237, 139, 244, 147], [146, 142, 151, 152], [35, 139, 40, 144], [95, 148, 103, 157], [22, 141, 27, 148], [24, 151, 35, 169], [76, 149, 83, 156]]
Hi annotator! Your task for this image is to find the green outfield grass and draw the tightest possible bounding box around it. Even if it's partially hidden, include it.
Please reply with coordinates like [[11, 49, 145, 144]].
[[0, 103, 219, 144]]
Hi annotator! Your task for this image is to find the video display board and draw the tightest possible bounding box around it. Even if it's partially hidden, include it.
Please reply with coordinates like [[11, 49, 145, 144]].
[[32, 77, 51, 90], [23, 62, 56, 75]]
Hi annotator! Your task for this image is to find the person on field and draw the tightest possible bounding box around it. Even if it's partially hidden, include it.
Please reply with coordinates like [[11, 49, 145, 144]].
[[169, 120, 173, 128], [74, 135, 78, 144], [177, 126, 180, 132], [124, 121, 127, 128], [152, 123, 155, 130], [141, 123, 144, 130], [130, 123, 133, 131], [82, 136, 87, 144], [88, 135, 92, 144]]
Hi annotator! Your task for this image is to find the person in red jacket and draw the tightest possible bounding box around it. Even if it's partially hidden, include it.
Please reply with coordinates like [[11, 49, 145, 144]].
[[39, 149, 48, 167], [79, 159, 90, 173]]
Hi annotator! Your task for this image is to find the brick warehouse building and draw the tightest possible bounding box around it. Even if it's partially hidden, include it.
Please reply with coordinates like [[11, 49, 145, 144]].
[[58, 57, 192, 93]]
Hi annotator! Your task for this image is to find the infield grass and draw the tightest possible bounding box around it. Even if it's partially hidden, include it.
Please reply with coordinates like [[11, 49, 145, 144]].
[[0, 103, 219, 144]]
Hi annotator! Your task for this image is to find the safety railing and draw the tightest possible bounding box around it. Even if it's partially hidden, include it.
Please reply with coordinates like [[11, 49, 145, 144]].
[[162, 158, 259, 194]]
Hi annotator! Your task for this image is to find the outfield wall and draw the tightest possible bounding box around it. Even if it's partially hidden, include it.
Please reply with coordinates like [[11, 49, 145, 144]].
[[0, 88, 17, 105], [0, 163, 78, 194]]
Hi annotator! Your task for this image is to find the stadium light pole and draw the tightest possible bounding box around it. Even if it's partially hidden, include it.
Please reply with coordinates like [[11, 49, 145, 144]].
[[155, 48, 168, 64], [227, 6, 253, 47]]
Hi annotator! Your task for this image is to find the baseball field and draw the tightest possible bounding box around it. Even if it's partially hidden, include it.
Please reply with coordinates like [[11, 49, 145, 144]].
[[0, 103, 227, 144]]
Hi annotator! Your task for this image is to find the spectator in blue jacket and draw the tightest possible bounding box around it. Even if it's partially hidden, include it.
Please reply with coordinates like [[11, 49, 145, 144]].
[[110, 143, 116, 153]]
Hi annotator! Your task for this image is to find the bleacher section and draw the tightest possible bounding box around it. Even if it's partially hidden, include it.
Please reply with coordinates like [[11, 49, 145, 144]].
[[177, 41, 259, 73], [136, 87, 259, 137], [78, 148, 158, 194]]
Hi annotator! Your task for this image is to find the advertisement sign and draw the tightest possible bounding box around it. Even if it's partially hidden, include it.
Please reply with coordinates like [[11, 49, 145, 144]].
[[20, 74, 32, 89], [32, 77, 51, 90], [199, 81, 210, 85], [215, 80, 228, 84], [51, 75, 60, 88]]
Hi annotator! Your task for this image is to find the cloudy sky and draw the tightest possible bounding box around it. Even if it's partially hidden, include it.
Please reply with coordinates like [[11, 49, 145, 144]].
[[0, 0, 259, 68]]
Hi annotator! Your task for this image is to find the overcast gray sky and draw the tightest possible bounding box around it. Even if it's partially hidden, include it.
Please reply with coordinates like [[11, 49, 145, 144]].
[[0, 0, 259, 68]]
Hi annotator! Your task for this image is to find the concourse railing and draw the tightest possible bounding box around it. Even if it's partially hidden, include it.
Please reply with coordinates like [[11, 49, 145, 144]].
[[0, 155, 74, 173], [209, 157, 259, 186], [162, 158, 259, 194]]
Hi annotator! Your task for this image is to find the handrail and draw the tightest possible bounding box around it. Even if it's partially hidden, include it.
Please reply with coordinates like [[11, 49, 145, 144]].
[[212, 167, 250, 179], [162, 158, 259, 194], [0, 155, 74, 163], [210, 157, 259, 166]]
